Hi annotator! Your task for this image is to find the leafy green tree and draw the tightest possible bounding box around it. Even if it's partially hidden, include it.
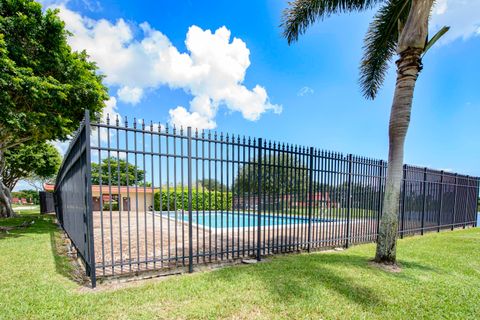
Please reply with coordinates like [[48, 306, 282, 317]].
[[91, 157, 145, 186], [1, 142, 61, 217], [197, 179, 227, 192], [1, 142, 61, 190], [233, 154, 308, 196], [0, 0, 108, 217], [282, 0, 448, 264], [326, 182, 379, 209]]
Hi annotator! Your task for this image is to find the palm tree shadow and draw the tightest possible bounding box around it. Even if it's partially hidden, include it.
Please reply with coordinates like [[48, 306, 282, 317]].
[[209, 253, 383, 309], [213, 251, 438, 310], [256, 254, 383, 309]]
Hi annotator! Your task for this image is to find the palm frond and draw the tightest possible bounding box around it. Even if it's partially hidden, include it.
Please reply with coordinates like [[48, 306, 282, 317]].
[[282, 0, 384, 44], [422, 26, 449, 57], [359, 0, 410, 99]]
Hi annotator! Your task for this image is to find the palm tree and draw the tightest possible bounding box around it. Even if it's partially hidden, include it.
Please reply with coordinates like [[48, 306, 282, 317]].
[[282, 0, 448, 264]]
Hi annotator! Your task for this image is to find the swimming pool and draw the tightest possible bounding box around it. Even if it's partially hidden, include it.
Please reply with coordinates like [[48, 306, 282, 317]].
[[165, 211, 335, 228]]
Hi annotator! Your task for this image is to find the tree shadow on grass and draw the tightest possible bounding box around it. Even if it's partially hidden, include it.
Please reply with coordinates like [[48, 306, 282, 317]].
[[211, 251, 439, 312], [0, 213, 88, 284], [0, 214, 54, 240]]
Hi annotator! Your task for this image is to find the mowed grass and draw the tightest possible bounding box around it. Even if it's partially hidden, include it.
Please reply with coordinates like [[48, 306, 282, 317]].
[[0, 212, 479, 319]]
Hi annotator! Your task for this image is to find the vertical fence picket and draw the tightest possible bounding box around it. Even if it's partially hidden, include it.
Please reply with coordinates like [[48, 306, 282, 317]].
[[464, 176, 469, 229], [421, 167, 427, 235], [452, 174, 458, 231], [187, 127, 193, 273], [475, 180, 480, 227], [345, 154, 353, 248], [400, 165, 407, 238], [256, 138, 262, 261], [438, 171, 444, 232], [376, 160, 384, 239], [307, 147, 314, 252]]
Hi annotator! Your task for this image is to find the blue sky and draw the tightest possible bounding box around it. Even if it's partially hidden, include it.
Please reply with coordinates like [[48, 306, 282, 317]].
[[18, 0, 480, 192]]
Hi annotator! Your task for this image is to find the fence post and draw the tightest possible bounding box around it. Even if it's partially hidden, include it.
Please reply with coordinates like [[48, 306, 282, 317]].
[[187, 127, 193, 273], [475, 179, 480, 228], [376, 160, 384, 239], [452, 174, 458, 231], [345, 154, 352, 248], [400, 165, 407, 239], [437, 171, 444, 232], [256, 138, 262, 261], [307, 147, 314, 252], [420, 167, 427, 235], [84, 110, 96, 288], [463, 176, 469, 229]]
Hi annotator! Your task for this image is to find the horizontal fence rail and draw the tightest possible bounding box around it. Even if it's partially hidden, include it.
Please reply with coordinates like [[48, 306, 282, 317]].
[[54, 111, 480, 287]]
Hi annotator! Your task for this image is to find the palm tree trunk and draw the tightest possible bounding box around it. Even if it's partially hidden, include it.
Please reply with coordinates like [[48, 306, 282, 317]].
[[375, 48, 422, 262], [375, 0, 434, 263]]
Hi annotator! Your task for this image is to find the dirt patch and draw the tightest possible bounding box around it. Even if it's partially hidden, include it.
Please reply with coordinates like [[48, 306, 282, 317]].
[[51, 222, 92, 287], [368, 260, 402, 273]]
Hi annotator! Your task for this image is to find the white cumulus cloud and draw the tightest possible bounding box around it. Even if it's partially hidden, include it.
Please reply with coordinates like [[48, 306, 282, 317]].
[[434, 0, 448, 15], [52, 140, 70, 155], [103, 96, 121, 122], [117, 86, 143, 105], [431, 0, 480, 45], [50, 4, 281, 129], [169, 106, 216, 130], [297, 86, 314, 97]]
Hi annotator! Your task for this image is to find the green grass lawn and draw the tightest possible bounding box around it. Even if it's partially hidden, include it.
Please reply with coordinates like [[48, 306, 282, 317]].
[[1, 211, 479, 319]]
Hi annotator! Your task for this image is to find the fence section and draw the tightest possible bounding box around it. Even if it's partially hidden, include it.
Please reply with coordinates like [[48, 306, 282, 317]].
[[54, 112, 96, 286], [55, 112, 480, 287], [39, 191, 55, 214]]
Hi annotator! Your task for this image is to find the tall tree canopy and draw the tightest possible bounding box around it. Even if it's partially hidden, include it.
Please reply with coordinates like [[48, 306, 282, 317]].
[[0, 0, 108, 217], [91, 157, 146, 186], [282, 0, 447, 264]]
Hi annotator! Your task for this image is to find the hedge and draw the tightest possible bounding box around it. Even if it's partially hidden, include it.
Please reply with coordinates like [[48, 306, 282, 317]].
[[154, 190, 232, 211]]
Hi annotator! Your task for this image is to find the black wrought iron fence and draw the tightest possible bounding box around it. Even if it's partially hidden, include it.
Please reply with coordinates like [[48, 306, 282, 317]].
[[54, 111, 480, 287], [54, 113, 96, 285], [39, 191, 55, 214]]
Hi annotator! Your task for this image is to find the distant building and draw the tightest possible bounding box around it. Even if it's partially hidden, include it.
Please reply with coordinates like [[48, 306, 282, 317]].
[[44, 184, 157, 212]]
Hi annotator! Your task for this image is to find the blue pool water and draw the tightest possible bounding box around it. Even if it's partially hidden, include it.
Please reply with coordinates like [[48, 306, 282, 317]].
[[166, 211, 335, 229]]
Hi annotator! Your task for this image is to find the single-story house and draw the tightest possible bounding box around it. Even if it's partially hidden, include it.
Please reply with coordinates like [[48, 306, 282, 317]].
[[44, 184, 158, 212]]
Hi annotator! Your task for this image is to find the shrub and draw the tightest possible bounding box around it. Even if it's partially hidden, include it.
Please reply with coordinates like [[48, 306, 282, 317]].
[[154, 190, 232, 211], [103, 201, 119, 211]]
